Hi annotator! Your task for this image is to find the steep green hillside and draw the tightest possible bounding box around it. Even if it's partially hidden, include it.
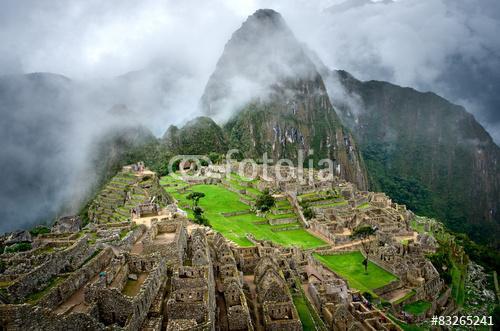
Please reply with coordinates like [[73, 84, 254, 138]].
[[329, 70, 500, 247], [162, 116, 227, 155]]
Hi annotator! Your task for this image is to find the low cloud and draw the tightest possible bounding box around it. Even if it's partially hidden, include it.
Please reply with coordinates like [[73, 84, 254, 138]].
[[0, 0, 499, 232]]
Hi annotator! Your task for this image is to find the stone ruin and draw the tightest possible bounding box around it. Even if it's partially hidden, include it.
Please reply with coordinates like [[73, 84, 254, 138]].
[[307, 257, 400, 330], [132, 202, 160, 218], [52, 215, 82, 234], [0, 163, 457, 330], [254, 256, 301, 331], [166, 228, 216, 330]]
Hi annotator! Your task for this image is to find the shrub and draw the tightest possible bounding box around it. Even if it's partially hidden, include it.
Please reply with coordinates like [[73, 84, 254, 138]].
[[4, 242, 32, 253], [255, 189, 275, 212], [30, 226, 50, 237], [303, 207, 315, 220]]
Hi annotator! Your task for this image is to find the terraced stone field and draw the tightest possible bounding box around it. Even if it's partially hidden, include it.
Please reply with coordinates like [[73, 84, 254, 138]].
[[160, 175, 326, 249]]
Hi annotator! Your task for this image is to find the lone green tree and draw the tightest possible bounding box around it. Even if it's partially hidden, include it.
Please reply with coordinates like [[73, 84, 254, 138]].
[[255, 189, 275, 212], [193, 206, 210, 226], [350, 225, 377, 273], [186, 191, 205, 207]]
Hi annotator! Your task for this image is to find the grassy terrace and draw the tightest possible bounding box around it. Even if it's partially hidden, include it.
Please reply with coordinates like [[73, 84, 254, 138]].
[[403, 300, 431, 316], [267, 213, 296, 220], [161, 176, 326, 249], [293, 294, 316, 330], [316, 200, 348, 208], [26, 275, 68, 304], [314, 251, 398, 296], [275, 199, 292, 208], [357, 202, 371, 209]]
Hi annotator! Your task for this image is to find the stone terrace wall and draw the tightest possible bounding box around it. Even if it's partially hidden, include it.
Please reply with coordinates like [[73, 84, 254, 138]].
[[37, 247, 115, 309], [0, 303, 106, 331], [268, 217, 296, 225], [83, 256, 167, 330], [119, 225, 146, 251], [373, 280, 403, 297], [286, 193, 309, 227], [6, 235, 93, 302]]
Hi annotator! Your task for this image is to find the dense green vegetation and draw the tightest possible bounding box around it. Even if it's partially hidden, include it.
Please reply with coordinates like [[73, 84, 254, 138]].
[[314, 252, 398, 296], [337, 71, 500, 252], [364, 143, 500, 273], [255, 189, 275, 212], [4, 242, 32, 253], [363, 143, 440, 222], [163, 116, 228, 155], [29, 226, 50, 237], [403, 300, 431, 316]]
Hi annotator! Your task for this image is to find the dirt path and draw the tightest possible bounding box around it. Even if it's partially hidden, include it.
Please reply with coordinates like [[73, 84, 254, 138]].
[[243, 275, 262, 331]]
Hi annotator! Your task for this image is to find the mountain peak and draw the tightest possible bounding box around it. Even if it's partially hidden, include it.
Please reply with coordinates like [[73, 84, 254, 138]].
[[200, 9, 318, 120], [246, 8, 284, 26]]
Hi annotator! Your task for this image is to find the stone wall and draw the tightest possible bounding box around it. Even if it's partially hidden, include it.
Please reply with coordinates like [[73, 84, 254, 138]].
[[0, 304, 106, 331], [37, 247, 114, 309], [267, 217, 296, 225], [6, 235, 93, 302], [81, 255, 167, 330], [373, 280, 403, 297], [119, 224, 146, 250], [221, 210, 251, 217], [286, 193, 309, 227]]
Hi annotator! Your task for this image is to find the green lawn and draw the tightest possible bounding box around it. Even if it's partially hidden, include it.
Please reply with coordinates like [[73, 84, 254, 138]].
[[403, 300, 431, 316], [316, 200, 348, 208], [267, 213, 297, 220], [230, 172, 259, 183], [163, 178, 325, 249], [314, 252, 398, 295], [357, 202, 370, 209], [292, 294, 316, 330]]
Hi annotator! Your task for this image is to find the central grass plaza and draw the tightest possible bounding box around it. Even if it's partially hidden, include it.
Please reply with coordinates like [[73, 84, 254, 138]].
[[160, 175, 326, 249]]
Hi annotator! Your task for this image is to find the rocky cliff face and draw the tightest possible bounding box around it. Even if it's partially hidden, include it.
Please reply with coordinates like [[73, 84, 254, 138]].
[[201, 9, 368, 189], [327, 70, 500, 246]]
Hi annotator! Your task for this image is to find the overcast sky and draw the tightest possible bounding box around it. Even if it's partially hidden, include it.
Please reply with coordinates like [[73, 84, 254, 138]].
[[1, 0, 499, 143]]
